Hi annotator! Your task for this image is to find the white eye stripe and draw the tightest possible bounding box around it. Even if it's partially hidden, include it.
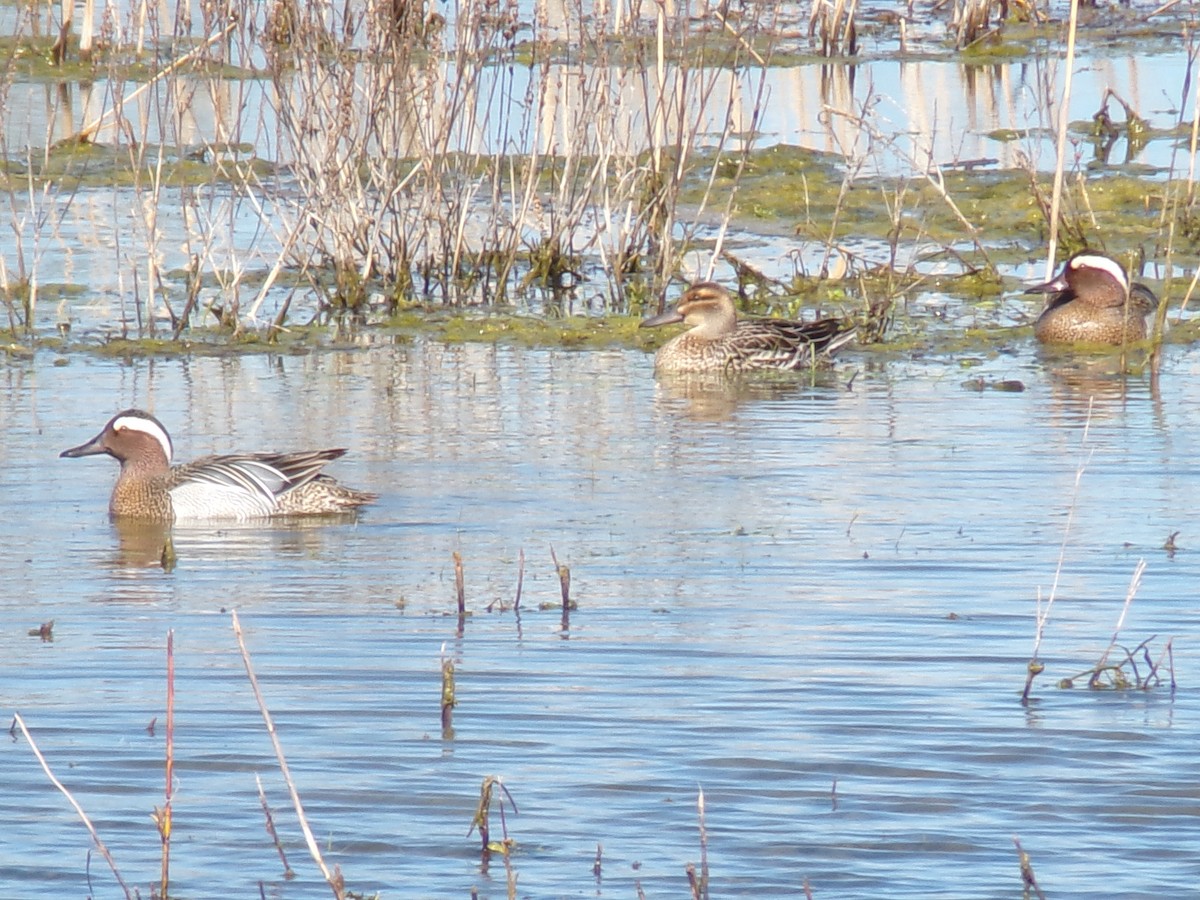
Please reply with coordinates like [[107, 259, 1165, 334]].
[[113, 415, 173, 462], [1071, 254, 1129, 289]]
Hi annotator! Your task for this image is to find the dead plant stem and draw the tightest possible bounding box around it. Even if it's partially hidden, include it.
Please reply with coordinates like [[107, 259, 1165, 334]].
[[72, 22, 237, 143], [231, 610, 344, 900], [1044, 0, 1080, 277], [12, 712, 134, 899], [160, 629, 175, 896], [1092, 559, 1147, 675], [1024, 398, 1093, 702]]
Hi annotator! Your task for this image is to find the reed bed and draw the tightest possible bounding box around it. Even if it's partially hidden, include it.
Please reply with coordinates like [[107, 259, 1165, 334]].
[[2, 0, 788, 333], [0, 0, 1193, 342]]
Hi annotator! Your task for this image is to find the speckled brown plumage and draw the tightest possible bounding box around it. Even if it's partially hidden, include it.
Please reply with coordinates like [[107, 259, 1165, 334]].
[[640, 282, 854, 374], [1027, 252, 1158, 345]]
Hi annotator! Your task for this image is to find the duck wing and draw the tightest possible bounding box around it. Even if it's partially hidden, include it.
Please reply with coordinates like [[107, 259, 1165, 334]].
[[166, 449, 349, 519], [725, 318, 852, 370]]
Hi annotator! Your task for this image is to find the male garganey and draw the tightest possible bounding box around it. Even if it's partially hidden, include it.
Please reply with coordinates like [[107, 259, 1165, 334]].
[[61, 409, 377, 522]]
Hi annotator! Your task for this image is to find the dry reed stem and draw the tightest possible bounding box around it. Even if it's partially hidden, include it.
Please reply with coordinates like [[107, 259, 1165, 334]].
[[454, 551, 466, 616], [1188, 58, 1200, 208], [1147, 0, 1184, 15], [1091, 559, 1146, 679], [1043, 0, 1080, 278], [231, 610, 345, 900], [1012, 837, 1046, 900], [1161, 638, 1177, 691], [11, 712, 134, 899], [440, 642, 456, 733], [514, 547, 525, 611], [160, 629, 175, 896], [255, 774, 295, 879], [70, 21, 237, 143], [822, 104, 992, 268], [1023, 398, 1093, 703], [550, 545, 572, 631], [557, 563, 571, 608]]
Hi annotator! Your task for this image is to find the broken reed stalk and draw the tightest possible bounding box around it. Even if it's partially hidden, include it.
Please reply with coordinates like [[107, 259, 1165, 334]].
[[556, 564, 571, 633], [440, 643, 456, 733], [550, 546, 571, 631], [454, 551, 466, 616], [231, 610, 345, 900], [1043, 0, 1080, 277], [255, 773, 295, 879], [1188, 55, 1200, 209], [686, 788, 710, 898], [468, 775, 519, 854], [11, 712, 134, 899], [593, 842, 602, 879], [160, 629, 175, 897], [1022, 399, 1094, 703], [514, 548, 525, 611], [1012, 837, 1046, 900], [557, 563, 571, 608]]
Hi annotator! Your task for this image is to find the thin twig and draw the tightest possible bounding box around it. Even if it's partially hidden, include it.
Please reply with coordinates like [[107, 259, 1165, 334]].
[[161, 629, 175, 896], [71, 22, 238, 143], [514, 547, 525, 611], [255, 774, 295, 879], [1091, 559, 1146, 676], [1024, 398, 1094, 702], [12, 713, 134, 899], [231, 611, 345, 900]]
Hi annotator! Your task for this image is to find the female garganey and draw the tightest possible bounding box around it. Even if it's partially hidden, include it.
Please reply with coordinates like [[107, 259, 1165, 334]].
[[61, 409, 377, 522], [1026, 252, 1158, 345], [639, 282, 854, 374]]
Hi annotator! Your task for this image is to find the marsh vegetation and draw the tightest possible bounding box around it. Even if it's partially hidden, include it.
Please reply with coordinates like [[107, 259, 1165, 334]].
[[0, 0, 1196, 350]]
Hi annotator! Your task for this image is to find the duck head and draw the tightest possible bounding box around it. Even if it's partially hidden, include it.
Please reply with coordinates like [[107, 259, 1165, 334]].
[[640, 283, 739, 338]]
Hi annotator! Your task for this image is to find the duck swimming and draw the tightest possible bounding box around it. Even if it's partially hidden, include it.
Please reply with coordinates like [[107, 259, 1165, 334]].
[[61, 409, 377, 522], [639, 282, 854, 374], [1026, 252, 1158, 345]]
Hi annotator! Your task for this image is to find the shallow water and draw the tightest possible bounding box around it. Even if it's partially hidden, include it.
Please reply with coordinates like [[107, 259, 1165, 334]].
[[3, 340, 1200, 897], [2, 45, 1189, 172]]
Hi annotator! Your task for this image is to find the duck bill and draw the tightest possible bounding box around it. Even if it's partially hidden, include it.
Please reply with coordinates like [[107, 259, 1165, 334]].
[[1024, 274, 1069, 295], [60, 431, 109, 459], [639, 308, 684, 329]]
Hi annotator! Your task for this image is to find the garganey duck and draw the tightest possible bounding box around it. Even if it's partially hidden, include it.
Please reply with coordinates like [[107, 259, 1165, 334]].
[[639, 282, 854, 374], [61, 409, 377, 522], [1026, 252, 1159, 345]]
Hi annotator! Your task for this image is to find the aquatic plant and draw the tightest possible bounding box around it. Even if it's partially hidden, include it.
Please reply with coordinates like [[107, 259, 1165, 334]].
[[0, 0, 1195, 345], [1022, 408, 1176, 702], [469, 774, 519, 856], [232, 610, 347, 899]]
